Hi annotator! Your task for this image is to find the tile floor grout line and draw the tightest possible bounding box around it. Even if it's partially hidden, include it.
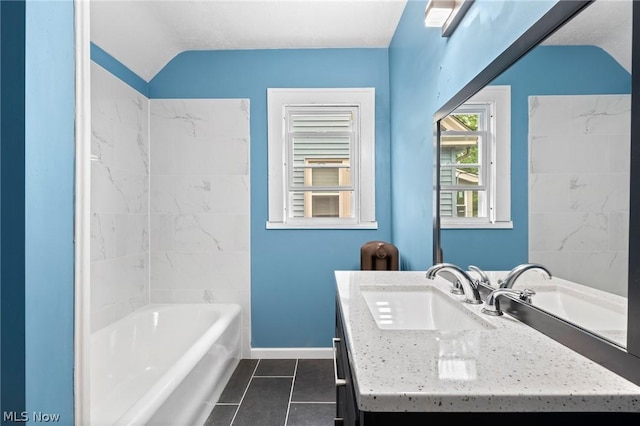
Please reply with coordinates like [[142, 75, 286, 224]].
[[252, 375, 295, 378], [228, 359, 261, 426], [288, 401, 336, 404], [283, 359, 299, 426]]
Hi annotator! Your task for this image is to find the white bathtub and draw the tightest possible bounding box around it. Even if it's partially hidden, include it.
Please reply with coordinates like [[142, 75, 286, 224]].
[[90, 304, 241, 426]]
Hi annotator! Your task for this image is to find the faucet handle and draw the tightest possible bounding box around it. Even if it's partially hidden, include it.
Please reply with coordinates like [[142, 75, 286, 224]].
[[519, 288, 535, 303], [451, 279, 465, 295], [468, 265, 491, 286]]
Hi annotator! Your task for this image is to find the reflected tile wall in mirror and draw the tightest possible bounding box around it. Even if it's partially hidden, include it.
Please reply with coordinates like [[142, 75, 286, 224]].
[[528, 94, 630, 297]]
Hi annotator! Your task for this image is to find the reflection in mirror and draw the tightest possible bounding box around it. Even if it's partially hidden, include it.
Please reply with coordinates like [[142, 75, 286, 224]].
[[438, 0, 631, 348]]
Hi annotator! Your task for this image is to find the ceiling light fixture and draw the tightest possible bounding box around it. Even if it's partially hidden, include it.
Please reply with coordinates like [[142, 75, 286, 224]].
[[424, 0, 454, 28], [425, 0, 474, 37]]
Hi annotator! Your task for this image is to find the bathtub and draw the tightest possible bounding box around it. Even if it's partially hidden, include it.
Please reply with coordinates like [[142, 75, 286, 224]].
[[90, 304, 241, 426]]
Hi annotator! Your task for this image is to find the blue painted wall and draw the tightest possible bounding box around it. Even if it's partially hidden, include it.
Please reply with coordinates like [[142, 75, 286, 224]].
[[91, 42, 149, 96], [441, 45, 631, 269], [0, 0, 74, 423], [24, 0, 75, 423], [1, 0, 26, 418], [150, 49, 392, 347], [389, 0, 559, 270]]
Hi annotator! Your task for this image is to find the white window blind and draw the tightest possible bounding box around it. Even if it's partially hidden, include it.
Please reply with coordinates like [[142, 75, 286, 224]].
[[286, 108, 356, 219], [267, 88, 377, 229]]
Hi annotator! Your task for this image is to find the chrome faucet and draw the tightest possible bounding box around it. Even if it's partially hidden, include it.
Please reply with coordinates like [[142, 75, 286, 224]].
[[426, 263, 483, 304], [498, 263, 552, 289], [468, 265, 491, 287], [482, 288, 536, 316]]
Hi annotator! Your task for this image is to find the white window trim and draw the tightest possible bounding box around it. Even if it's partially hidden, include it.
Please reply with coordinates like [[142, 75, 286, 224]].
[[267, 88, 377, 229], [441, 85, 513, 229]]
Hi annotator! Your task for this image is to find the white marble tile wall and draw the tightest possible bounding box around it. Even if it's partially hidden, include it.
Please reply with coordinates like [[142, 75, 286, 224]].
[[90, 62, 150, 331], [528, 94, 630, 296], [150, 99, 251, 357]]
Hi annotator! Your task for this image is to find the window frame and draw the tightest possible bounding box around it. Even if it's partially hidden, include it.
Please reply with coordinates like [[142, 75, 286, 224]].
[[440, 85, 512, 229], [267, 88, 377, 229], [440, 103, 491, 220]]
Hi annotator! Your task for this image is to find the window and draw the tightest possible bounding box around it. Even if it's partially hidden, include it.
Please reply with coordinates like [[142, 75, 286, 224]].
[[267, 88, 376, 229], [439, 85, 512, 229]]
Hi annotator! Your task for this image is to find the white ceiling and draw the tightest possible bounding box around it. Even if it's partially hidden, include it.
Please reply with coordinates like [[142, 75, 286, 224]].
[[90, 0, 409, 81], [543, 0, 632, 72], [91, 0, 632, 83]]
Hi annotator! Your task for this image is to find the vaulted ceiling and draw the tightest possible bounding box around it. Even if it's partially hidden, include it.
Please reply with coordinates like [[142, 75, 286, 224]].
[[90, 0, 408, 81], [543, 0, 631, 73], [91, 0, 631, 83]]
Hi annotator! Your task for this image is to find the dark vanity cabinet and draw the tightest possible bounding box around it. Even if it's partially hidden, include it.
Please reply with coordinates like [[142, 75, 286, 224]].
[[334, 300, 359, 426]]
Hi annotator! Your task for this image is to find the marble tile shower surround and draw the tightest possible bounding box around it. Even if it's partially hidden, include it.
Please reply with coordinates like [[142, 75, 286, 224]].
[[90, 63, 252, 354], [150, 99, 251, 357], [91, 63, 150, 332], [528, 94, 630, 296]]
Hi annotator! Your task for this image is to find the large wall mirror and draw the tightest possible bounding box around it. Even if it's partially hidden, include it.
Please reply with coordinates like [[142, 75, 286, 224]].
[[435, 0, 640, 378]]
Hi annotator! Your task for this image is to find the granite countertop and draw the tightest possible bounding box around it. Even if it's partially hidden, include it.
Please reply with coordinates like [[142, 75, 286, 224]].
[[335, 270, 640, 413]]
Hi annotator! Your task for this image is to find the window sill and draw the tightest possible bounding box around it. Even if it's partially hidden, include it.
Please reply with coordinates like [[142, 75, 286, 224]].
[[441, 221, 513, 230], [266, 221, 378, 230]]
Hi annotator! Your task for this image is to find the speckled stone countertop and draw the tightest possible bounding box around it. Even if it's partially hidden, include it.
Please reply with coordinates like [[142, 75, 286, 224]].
[[335, 270, 640, 413]]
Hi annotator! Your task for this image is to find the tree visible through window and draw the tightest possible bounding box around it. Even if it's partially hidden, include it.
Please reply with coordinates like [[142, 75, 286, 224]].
[[440, 106, 489, 219], [438, 85, 512, 229]]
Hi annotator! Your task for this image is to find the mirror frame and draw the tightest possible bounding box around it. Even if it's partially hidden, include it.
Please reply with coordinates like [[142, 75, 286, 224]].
[[433, 0, 640, 385]]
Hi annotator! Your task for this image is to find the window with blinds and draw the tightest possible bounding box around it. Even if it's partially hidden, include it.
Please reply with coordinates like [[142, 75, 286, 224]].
[[267, 88, 376, 229], [285, 107, 357, 219]]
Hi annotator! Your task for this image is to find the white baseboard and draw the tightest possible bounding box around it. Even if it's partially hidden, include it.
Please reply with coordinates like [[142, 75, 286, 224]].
[[250, 347, 333, 359]]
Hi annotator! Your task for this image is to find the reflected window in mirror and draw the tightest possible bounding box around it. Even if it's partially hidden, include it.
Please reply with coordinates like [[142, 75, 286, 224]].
[[439, 85, 512, 229]]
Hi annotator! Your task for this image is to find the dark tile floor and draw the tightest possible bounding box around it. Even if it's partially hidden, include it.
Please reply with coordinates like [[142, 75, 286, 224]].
[[204, 359, 336, 426]]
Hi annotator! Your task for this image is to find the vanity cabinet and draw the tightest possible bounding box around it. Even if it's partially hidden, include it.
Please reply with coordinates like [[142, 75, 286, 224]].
[[334, 301, 359, 426]]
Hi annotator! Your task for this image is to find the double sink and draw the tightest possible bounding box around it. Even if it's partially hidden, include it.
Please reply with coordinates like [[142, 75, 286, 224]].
[[360, 268, 626, 338]]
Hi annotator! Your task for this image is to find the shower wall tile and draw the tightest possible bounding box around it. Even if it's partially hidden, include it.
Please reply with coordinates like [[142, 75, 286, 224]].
[[91, 213, 117, 262], [91, 164, 148, 215], [150, 175, 213, 214], [91, 62, 150, 332], [90, 254, 149, 314], [210, 138, 250, 175], [211, 175, 250, 214], [172, 214, 219, 251], [150, 251, 213, 290], [115, 214, 150, 257], [528, 94, 629, 296], [209, 214, 251, 252], [91, 69, 251, 353], [150, 99, 251, 357]]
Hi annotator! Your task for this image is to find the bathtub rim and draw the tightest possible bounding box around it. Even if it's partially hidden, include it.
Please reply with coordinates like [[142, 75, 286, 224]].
[[90, 302, 241, 426]]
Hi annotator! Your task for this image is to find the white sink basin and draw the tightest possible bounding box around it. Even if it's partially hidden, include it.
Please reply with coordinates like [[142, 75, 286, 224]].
[[361, 286, 494, 331], [531, 286, 627, 331]]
